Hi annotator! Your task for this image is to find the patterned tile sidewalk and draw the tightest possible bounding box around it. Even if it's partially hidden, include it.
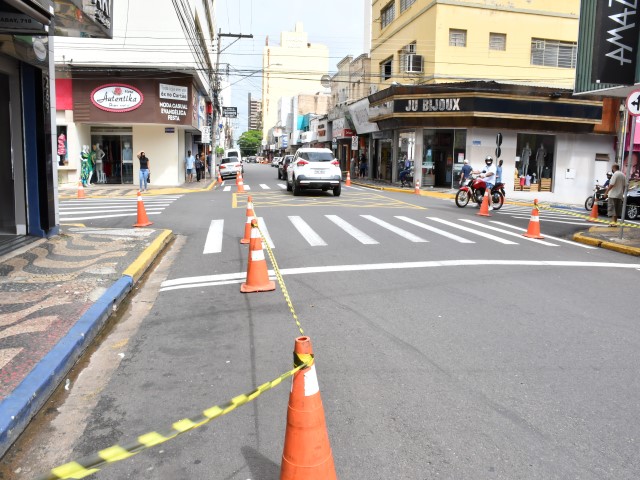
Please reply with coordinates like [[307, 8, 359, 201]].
[[0, 226, 173, 456]]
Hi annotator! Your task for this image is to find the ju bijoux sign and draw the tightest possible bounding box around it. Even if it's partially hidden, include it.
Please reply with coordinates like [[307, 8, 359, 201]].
[[395, 98, 462, 113], [90, 84, 143, 113]]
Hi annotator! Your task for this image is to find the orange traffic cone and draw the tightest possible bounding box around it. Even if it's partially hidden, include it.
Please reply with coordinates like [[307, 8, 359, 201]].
[[237, 172, 246, 193], [477, 191, 491, 216], [77, 181, 86, 199], [240, 196, 256, 244], [587, 198, 599, 222], [523, 199, 544, 239], [240, 219, 275, 293], [280, 336, 337, 480], [133, 191, 153, 227], [346, 171, 351, 186], [218, 171, 223, 184], [414, 178, 421, 195]]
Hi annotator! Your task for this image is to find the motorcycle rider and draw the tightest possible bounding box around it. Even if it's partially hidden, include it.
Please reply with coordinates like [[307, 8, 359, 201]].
[[476, 156, 497, 210], [602, 171, 612, 188]]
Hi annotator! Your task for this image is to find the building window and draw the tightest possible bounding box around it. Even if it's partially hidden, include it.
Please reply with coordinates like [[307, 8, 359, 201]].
[[531, 38, 577, 68], [489, 33, 506, 51], [400, 0, 416, 12], [380, 57, 393, 81], [517, 134, 555, 192], [449, 29, 467, 47], [381, 2, 395, 28]]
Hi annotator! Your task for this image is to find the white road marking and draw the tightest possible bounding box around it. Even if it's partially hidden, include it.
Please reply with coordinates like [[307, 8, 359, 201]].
[[460, 219, 559, 246], [223, 186, 231, 192], [361, 215, 428, 242], [427, 217, 518, 245], [260, 184, 270, 189], [289, 216, 327, 246], [60, 206, 169, 212], [243, 185, 251, 190], [203, 219, 224, 254], [278, 184, 286, 189], [395, 216, 474, 243], [489, 221, 598, 249], [325, 215, 378, 244], [507, 215, 596, 226], [160, 260, 640, 292], [256, 216, 275, 248], [59, 212, 161, 221]]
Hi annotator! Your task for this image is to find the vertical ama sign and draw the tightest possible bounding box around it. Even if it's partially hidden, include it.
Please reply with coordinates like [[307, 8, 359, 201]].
[[592, 0, 640, 85]]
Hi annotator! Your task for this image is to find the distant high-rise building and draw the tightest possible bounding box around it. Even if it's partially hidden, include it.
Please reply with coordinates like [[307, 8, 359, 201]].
[[248, 93, 262, 131]]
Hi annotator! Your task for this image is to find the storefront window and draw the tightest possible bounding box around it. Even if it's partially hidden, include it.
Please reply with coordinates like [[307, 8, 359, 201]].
[[398, 131, 415, 181], [91, 127, 133, 184], [516, 133, 555, 192], [56, 126, 68, 166], [423, 129, 466, 187]]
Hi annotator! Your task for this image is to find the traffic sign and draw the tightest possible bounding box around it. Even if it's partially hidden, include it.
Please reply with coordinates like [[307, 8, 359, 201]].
[[626, 89, 640, 116], [351, 135, 359, 150], [496, 132, 503, 147], [495, 147, 502, 159]]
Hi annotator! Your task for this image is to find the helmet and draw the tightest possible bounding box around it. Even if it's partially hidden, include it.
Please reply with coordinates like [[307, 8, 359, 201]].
[[606, 171, 612, 178], [485, 156, 493, 164]]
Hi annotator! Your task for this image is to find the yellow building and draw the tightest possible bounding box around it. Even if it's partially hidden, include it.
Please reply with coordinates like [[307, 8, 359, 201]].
[[261, 23, 329, 146], [371, 0, 580, 89]]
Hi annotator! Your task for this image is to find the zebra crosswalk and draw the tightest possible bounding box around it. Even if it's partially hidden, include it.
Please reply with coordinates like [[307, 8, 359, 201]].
[[202, 213, 595, 254], [494, 203, 640, 226], [220, 182, 367, 192], [59, 195, 183, 222]]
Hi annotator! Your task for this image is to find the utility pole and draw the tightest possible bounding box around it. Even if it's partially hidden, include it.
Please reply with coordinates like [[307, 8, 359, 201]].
[[212, 30, 253, 159]]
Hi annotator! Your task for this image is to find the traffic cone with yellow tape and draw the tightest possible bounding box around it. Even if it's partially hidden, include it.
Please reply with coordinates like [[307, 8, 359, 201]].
[[587, 198, 599, 222], [240, 196, 255, 244], [133, 190, 153, 227], [77, 180, 86, 199], [477, 190, 491, 216], [237, 172, 246, 193], [280, 336, 337, 480], [523, 199, 544, 239], [240, 219, 275, 293], [346, 170, 351, 186]]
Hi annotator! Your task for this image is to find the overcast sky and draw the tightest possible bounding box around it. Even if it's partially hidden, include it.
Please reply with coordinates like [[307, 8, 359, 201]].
[[215, 0, 366, 138]]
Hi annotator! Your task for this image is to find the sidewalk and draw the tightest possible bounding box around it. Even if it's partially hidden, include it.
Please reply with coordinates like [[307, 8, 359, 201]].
[[0, 226, 173, 458], [351, 177, 640, 256]]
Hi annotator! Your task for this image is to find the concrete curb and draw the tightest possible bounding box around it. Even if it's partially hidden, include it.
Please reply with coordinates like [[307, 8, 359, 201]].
[[572, 232, 640, 256], [0, 229, 174, 458]]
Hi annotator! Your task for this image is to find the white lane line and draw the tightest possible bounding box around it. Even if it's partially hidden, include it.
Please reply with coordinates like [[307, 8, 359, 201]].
[[460, 219, 559, 246], [160, 260, 640, 292], [256, 216, 275, 248], [223, 186, 231, 192], [489, 220, 598, 249], [278, 183, 286, 189], [203, 219, 224, 254], [59, 212, 162, 221], [243, 185, 251, 190], [60, 205, 171, 211], [361, 215, 428, 242], [395, 216, 474, 243], [427, 217, 518, 245], [325, 215, 378, 244], [260, 184, 270, 190], [289, 216, 327, 246]]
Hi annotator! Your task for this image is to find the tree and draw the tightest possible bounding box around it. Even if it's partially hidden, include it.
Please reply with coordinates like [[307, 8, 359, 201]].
[[237, 130, 262, 157]]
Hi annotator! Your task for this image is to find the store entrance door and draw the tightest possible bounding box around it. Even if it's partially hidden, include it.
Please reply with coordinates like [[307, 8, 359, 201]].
[[0, 73, 15, 234], [91, 130, 133, 184]]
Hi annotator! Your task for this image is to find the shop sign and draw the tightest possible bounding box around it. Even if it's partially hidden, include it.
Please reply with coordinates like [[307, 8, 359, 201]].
[[396, 98, 462, 113], [160, 83, 188, 101], [91, 84, 143, 113]]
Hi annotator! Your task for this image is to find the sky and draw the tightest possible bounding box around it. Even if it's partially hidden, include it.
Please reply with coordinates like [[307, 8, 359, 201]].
[[215, 0, 366, 139]]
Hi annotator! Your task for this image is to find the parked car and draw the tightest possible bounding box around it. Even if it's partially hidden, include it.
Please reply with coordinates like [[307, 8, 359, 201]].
[[218, 157, 243, 179], [271, 156, 282, 167], [286, 147, 342, 196], [278, 154, 294, 180], [246, 156, 256, 163], [591, 185, 640, 220]]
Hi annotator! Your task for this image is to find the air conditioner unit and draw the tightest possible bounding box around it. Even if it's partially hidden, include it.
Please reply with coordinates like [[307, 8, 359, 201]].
[[405, 54, 423, 73]]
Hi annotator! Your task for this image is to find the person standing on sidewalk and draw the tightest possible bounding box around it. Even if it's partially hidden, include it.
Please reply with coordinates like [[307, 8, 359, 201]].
[[185, 150, 195, 183], [137, 151, 150, 192], [604, 163, 626, 226]]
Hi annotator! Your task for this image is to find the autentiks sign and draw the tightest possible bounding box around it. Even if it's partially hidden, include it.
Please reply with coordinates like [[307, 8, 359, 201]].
[[592, 0, 640, 85], [91, 84, 144, 113]]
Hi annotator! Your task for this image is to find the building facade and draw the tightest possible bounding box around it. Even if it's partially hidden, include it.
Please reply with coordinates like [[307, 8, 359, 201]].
[[247, 93, 261, 131], [54, 0, 216, 188]]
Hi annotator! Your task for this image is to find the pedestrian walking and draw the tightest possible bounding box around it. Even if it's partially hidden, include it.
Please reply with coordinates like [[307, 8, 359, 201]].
[[137, 151, 150, 192], [195, 153, 204, 182], [206, 151, 212, 178], [604, 163, 626, 226], [185, 150, 195, 183], [359, 152, 367, 179], [459, 159, 472, 186]]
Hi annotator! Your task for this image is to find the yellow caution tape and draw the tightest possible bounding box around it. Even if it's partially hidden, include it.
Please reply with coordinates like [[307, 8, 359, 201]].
[[37, 360, 311, 480], [536, 203, 640, 229]]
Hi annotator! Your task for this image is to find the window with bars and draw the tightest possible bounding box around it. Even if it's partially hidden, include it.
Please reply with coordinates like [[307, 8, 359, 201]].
[[449, 29, 467, 47], [531, 38, 577, 68], [489, 33, 506, 51], [381, 2, 395, 28], [380, 57, 393, 80], [400, 0, 416, 12]]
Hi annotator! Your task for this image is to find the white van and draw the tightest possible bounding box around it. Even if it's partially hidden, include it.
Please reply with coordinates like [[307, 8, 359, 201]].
[[224, 149, 242, 163]]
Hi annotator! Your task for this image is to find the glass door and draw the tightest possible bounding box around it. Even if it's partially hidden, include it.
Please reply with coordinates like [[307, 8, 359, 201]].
[[91, 127, 133, 184]]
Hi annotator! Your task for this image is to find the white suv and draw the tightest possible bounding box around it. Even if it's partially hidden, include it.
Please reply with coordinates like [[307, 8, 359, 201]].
[[286, 148, 342, 196]]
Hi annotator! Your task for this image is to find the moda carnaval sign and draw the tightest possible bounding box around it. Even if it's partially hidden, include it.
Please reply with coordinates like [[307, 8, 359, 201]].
[[91, 84, 144, 113]]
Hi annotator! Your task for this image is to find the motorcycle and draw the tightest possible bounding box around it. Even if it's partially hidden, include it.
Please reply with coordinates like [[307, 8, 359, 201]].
[[455, 175, 505, 210], [584, 183, 607, 212]]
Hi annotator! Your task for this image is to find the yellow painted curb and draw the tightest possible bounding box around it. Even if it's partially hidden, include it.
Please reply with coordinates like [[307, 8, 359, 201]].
[[573, 232, 640, 256], [123, 229, 174, 283]]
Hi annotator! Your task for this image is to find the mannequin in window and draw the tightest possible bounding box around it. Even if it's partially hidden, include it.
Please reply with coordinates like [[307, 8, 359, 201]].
[[536, 144, 547, 180], [520, 142, 531, 176], [93, 143, 105, 182], [80, 145, 91, 187], [122, 142, 133, 163], [57, 133, 67, 166]]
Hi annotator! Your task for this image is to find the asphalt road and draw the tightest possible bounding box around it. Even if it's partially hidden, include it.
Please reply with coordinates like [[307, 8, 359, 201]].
[[2, 163, 640, 479]]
